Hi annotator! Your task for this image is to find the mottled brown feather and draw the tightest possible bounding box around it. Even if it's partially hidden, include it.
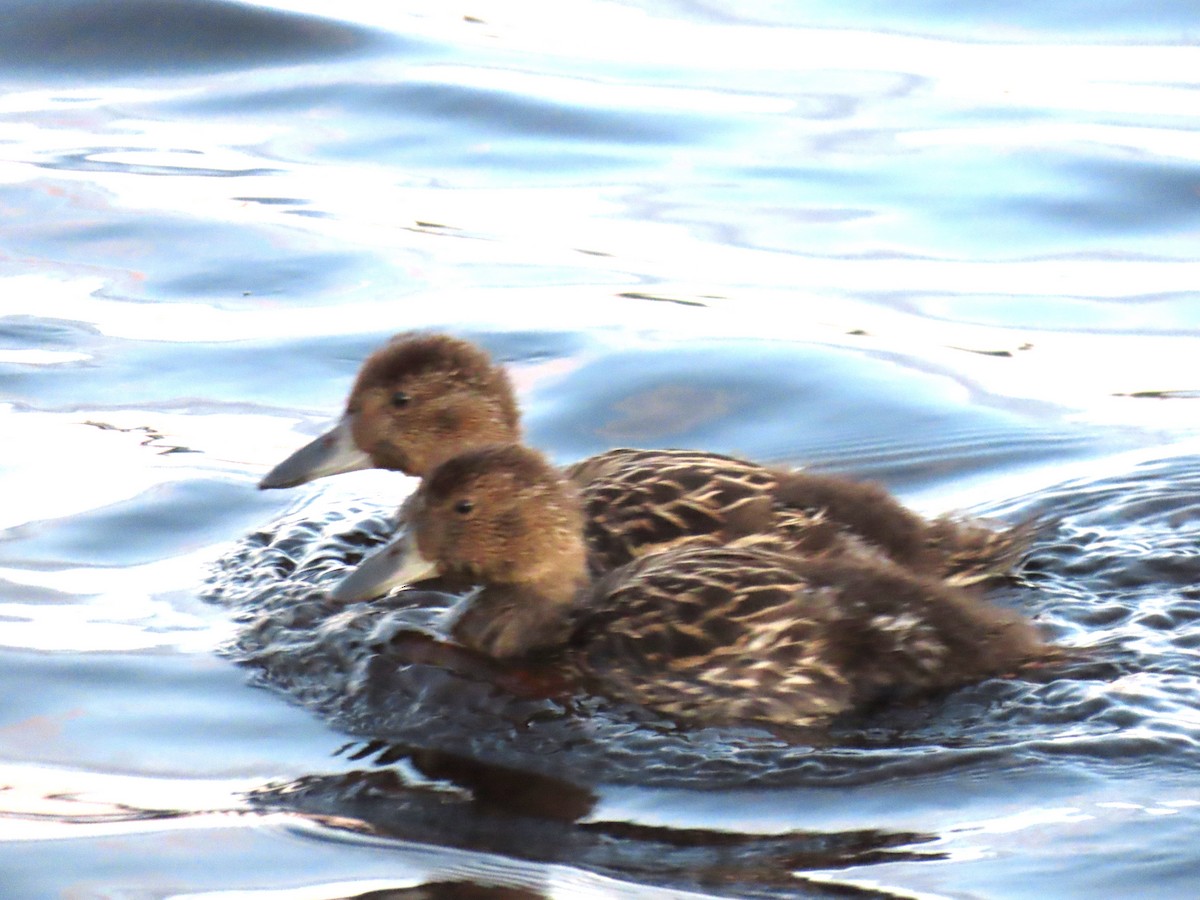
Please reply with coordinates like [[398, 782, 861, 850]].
[[566, 448, 1027, 584]]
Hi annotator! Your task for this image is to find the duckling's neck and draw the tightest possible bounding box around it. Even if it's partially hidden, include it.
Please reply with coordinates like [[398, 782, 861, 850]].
[[451, 535, 590, 659], [451, 578, 588, 660], [520, 540, 590, 604]]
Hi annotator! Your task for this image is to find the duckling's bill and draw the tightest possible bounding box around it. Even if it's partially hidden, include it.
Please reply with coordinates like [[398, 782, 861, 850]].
[[332, 534, 440, 602], [260, 414, 372, 489]]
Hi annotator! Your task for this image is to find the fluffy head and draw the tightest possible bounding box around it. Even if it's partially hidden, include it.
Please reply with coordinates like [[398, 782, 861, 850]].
[[346, 333, 522, 474], [409, 443, 587, 601]]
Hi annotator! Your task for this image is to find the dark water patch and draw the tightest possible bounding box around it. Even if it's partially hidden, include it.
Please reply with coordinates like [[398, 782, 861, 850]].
[[982, 454, 1200, 527], [166, 78, 733, 174], [0, 315, 103, 351], [618, 290, 710, 308], [1118, 389, 1200, 400], [1017, 157, 1200, 236], [691, 146, 1200, 258], [920, 151, 1200, 254], [167, 77, 723, 143], [232, 195, 311, 207], [370, 82, 725, 146], [0, 579, 80, 606], [0, 0, 393, 80]]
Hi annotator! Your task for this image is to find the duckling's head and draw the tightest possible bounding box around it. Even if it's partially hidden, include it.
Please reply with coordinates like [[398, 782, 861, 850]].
[[333, 444, 589, 608], [260, 333, 521, 489]]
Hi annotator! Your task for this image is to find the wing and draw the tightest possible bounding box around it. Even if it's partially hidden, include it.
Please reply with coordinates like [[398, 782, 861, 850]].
[[575, 546, 853, 728], [565, 448, 790, 572]]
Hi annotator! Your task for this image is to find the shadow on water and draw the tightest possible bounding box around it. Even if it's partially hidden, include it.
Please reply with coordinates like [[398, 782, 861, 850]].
[[248, 742, 942, 900], [0, 745, 935, 899]]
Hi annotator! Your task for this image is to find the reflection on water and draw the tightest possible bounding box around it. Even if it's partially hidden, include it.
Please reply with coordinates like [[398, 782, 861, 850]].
[[1, 0, 1199, 896], [250, 744, 943, 899]]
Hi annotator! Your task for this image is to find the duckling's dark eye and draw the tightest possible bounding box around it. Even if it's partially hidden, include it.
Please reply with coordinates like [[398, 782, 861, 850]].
[[390, 391, 411, 409], [454, 499, 475, 515]]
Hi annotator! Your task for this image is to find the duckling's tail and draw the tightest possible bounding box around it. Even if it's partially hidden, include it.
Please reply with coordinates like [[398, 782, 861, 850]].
[[1016, 641, 1097, 679], [929, 514, 1040, 587]]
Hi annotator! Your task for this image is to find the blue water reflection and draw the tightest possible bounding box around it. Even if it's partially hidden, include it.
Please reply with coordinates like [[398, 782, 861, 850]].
[[0, 0, 389, 78]]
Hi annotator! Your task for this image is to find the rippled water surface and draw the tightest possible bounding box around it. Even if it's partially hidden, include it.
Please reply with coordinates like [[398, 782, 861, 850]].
[[2, 2, 1199, 897]]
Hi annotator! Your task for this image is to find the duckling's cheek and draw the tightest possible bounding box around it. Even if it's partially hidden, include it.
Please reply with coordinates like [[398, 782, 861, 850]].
[[371, 438, 413, 474], [348, 398, 381, 451], [433, 407, 462, 437], [423, 405, 490, 468], [414, 518, 450, 561]]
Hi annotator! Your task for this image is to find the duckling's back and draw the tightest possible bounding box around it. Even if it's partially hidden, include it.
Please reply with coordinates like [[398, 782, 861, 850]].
[[573, 545, 1049, 730], [564, 447, 1029, 584]]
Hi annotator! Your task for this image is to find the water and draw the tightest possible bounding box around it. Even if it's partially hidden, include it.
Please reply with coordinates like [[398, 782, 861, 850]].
[[2, 1, 1199, 897]]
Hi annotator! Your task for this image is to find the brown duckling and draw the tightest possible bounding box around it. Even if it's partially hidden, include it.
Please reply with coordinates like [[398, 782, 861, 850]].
[[332, 444, 1053, 730], [262, 332, 1026, 584]]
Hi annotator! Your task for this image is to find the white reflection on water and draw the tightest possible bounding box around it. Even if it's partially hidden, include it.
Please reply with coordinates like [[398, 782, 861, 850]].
[[0, 558, 230, 654], [0, 762, 257, 842], [0, 402, 216, 529]]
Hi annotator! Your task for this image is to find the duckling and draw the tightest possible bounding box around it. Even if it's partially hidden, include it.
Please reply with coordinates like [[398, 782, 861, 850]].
[[333, 444, 1052, 730], [262, 332, 1026, 584]]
